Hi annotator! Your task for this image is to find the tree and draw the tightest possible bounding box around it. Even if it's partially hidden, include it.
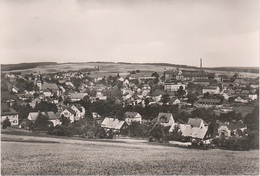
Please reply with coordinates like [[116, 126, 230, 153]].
[[60, 114, 70, 126], [161, 94, 170, 105], [33, 113, 50, 130], [187, 92, 198, 106], [2, 118, 11, 129], [151, 72, 159, 78], [177, 86, 186, 98]]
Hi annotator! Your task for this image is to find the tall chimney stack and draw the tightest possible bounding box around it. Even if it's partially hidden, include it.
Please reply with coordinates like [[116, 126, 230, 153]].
[[200, 58, 202, 70]]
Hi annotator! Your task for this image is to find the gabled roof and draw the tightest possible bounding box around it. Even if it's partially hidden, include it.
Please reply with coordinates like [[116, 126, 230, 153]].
[[187, 118, 203, 128], [150, 90, 166, 96], [1, 91, 20, 104], [64, 107, 76, 115], [101, 117, 126, 130], [41, 83, 59, 91], [1, 104, 18, 116], [179, 124, 208, 139], [197, 98, 221, 104], [124, 112, 141, 118], [203, 86, 219, 90], [46, 111, 58, 120], [228, 120, 247, 131], [69, 93, 88, 100], [157, 113, 173, 123], [28, 112, 39, 121]]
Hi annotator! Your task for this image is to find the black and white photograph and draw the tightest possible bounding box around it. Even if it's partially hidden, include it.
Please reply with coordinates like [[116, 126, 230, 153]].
[[1, 0, 259, 175]]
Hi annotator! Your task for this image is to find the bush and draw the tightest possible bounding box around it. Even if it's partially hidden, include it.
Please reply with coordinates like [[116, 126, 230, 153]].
[[2, 118, 11, 129], [213, 137, 251, 151]]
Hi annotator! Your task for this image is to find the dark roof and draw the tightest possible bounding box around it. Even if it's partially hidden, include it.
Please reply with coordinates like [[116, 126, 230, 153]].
[[198, 98, 221, 104], [203, 86, 219, 90], [150, 90, 166, 96], [228, 120, 247, 131], [1, 104, 18, 116], [65, 107, 76, 115], [1, 91, 20, 104], [41, 83, 59, 91]]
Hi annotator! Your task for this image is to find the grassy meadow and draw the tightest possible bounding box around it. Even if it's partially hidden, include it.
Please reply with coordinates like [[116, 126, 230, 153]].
[[1, 134, 259, 175]]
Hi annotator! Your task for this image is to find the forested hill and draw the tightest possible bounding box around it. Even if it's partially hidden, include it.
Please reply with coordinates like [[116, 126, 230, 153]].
[[1, 62, 57, 71]]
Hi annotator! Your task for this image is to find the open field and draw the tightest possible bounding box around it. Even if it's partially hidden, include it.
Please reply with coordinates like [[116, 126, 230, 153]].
[[1, 134, 259, 175], [4, 62, 259, 78]]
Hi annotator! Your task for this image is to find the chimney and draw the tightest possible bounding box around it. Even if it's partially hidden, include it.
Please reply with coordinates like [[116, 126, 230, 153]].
[[200, 58, 202, 70]]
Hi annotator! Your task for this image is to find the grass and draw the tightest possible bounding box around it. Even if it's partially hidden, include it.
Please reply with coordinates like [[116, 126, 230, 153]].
[[1, 134, 259, 175]]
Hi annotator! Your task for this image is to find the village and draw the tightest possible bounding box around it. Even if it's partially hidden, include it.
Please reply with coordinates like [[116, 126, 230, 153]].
[[1, 61, 259, 150]]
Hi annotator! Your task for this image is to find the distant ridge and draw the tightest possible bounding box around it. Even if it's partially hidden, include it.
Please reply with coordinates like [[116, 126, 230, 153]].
[[1, 62, 57, 71], [1, 61, 258, 74]]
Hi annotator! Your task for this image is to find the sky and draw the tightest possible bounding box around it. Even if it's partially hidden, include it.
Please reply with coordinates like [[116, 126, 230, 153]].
[[0, 0, 259, 67]]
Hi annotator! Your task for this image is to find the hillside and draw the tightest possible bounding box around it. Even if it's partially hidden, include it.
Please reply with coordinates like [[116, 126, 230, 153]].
[[1, 62, 57, 71], [1, 61, 259, 74]]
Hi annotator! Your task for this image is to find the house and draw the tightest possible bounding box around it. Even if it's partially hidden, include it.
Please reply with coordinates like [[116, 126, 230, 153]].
[[27, 112, 40, 122], [1, 91, 21, 106], [202, 86, 220, 94], [1, 104, 19, 126], [157, 113, 175, 127], [11, 86, 19, 93], [40, 83, 61, 96], [70, 104, 85, 120], [29, 97, 42, 108], [196, 98, 222, 108], [142, 84, 151, 90], [101, 117, 128, 132], [60, 107, 76, 122], [193, 79, 211, 86], [124, 112, 142, 125], [234, 97, 248, 103], [249, 94, 257, 100], [69, 93, 88, 102], [176, 118, 209, 139], [164, 82, 185, 92], [47, 111, 62, 126], [218, 120, 247, 138]]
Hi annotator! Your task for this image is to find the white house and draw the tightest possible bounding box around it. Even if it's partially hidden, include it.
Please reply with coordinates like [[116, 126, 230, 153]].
[[249, 94, 257, 100], [218, 120, 247, 138], [157, 113, 175, 127], [124, 112, 142, 125], [202, 86, 220, 94], [60, 107, 76, 122], [174, 118, 209, 139], [164, 82, 185, 92]]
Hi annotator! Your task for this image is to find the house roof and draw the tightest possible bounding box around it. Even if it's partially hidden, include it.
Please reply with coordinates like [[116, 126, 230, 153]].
[[187, 118, 203, 127], [46, 111, 58, 120], [124, 112, 141, 118], [197, 98, 221, 104], [69, 93, 88, 100], [157, 113, 173, 123], [179, 124, 208, 139], [1, 91, 20, 104], [64, 107, 76, 115], [203, 86, 219, 90], [41, 83, 59, 91], [101, 117, 126, 130], [150, 90, 166, 96], [28, 112, 39, 121], [228, 120, 247, 131], [1, 104, 18, 116]]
